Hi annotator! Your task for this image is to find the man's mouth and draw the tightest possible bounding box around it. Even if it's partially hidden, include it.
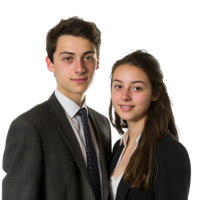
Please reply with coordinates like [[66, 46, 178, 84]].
[[71, 78, 88, 83]]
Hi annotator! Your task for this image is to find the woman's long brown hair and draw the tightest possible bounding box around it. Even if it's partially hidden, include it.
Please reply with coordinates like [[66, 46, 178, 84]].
[[109, 50, 179, 190]]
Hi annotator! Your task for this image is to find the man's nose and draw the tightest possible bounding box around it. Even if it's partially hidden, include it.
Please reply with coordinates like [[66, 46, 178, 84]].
[[74, 59, 85, 74]]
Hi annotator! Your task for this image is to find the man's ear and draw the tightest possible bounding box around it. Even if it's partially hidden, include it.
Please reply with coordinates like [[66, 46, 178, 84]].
[[151, 86, 162, 102], [46, 56, 54, 72], [96, 57, 99, 70]]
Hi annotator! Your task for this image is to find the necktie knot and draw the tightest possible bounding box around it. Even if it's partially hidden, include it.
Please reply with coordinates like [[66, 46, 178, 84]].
[[78, 108, 87, 117]]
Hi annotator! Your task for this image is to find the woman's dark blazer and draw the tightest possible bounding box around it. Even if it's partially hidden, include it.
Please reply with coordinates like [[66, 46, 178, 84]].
[[110, 134, 191, 200]]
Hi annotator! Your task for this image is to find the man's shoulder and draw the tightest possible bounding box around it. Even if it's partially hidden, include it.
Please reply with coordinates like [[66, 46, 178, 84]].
[[88, 107, 111, 139], [14, 97, 51, 124], [88, 107, 108, 121]]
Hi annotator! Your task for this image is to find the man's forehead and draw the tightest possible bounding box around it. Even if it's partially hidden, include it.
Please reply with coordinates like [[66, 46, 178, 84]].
[[55, 35, 96, 54], [57, 35, 93, 44]]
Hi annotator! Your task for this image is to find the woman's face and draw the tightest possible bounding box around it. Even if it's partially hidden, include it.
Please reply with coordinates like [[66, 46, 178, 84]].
[[111, 64, 155, 124]]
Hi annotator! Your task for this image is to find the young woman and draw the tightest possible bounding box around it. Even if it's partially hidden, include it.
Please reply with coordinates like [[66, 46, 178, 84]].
[[109, 50, 191, 200]]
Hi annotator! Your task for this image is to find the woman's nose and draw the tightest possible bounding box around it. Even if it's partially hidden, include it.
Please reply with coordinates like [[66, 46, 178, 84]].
[[121, 89, 132, 101]]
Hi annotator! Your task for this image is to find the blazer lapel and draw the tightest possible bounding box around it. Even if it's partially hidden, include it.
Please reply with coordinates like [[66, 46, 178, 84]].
[[88, 108, 109, 200], [116, 178, 131, 200], [110, 143, 125, 176], [110, 143, 131, 200], [47, 93, 92, 189]]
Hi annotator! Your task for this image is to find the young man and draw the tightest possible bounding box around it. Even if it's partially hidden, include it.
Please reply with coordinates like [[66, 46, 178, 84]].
[[2, 17, 111, 200]]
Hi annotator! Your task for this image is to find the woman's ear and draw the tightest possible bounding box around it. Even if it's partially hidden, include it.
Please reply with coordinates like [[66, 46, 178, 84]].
[[151, 86, 162, 101]]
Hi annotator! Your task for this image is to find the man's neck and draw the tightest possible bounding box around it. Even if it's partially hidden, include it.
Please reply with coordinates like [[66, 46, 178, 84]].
[[57, 87, 85, 107]]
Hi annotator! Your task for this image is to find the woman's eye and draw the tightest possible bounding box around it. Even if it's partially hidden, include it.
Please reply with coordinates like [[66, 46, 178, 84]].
[[115, 85, 122, 89], [133, 87, 141, 91]]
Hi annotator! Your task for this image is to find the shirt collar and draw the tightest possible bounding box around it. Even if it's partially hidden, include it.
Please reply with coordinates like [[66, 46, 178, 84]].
[[120, 131, 142, 146], [54, 88, 88, 118]]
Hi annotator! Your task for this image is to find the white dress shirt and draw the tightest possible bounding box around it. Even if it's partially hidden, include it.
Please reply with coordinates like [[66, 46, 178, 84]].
[[110, 131, 141, 200], [54, 89, 103, 198]]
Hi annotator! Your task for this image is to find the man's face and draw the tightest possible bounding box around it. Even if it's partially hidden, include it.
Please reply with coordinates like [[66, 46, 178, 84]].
[[46, 35, 99, 104]]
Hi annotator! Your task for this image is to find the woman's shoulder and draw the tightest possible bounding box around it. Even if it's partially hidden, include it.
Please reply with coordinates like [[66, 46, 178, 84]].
[[154, 133, 190, 166], [155, 134, 188, 153], [112, 139, 121, 154]]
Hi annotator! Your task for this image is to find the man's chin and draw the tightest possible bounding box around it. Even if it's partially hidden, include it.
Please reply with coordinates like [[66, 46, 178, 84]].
[[71, 89, 88, 96]]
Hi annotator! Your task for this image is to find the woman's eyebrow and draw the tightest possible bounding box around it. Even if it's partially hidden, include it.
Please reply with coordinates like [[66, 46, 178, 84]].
[[112, 79, 145, 85]]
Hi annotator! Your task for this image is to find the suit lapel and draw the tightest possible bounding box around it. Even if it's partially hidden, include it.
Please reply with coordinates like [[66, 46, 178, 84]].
[[47, 93, 92, 189], [88, 108, 109, 200]]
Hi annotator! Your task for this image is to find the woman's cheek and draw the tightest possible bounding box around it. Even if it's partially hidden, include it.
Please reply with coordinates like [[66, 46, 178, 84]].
[[112, 90, 120, 101], [133, 93, 145, 104], [134, 92, 151, 105]]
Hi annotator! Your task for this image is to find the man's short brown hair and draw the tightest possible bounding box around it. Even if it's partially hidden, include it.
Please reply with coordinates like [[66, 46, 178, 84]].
[[46, 16, 101, 63]]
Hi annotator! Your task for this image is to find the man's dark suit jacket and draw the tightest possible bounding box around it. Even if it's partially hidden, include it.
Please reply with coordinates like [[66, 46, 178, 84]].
[[110, 134, 191, 200], [2, 93, 111, 200]]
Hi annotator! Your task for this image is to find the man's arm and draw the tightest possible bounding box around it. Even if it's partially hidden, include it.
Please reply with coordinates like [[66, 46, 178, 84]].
[[2, 117, 42, 200]]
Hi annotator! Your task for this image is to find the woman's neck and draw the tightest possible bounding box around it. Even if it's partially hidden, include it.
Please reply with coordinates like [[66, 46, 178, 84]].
[[126, 117, 145, 146]]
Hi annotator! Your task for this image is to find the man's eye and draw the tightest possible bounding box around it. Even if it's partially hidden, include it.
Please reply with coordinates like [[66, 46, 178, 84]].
[[64, 57, 72, 61], [85, 56, 93, 60]]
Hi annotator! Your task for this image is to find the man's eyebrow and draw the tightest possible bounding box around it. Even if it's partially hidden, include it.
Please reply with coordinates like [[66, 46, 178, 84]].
[[112, 79, 145, 85], [59, 51, 95, 56]]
